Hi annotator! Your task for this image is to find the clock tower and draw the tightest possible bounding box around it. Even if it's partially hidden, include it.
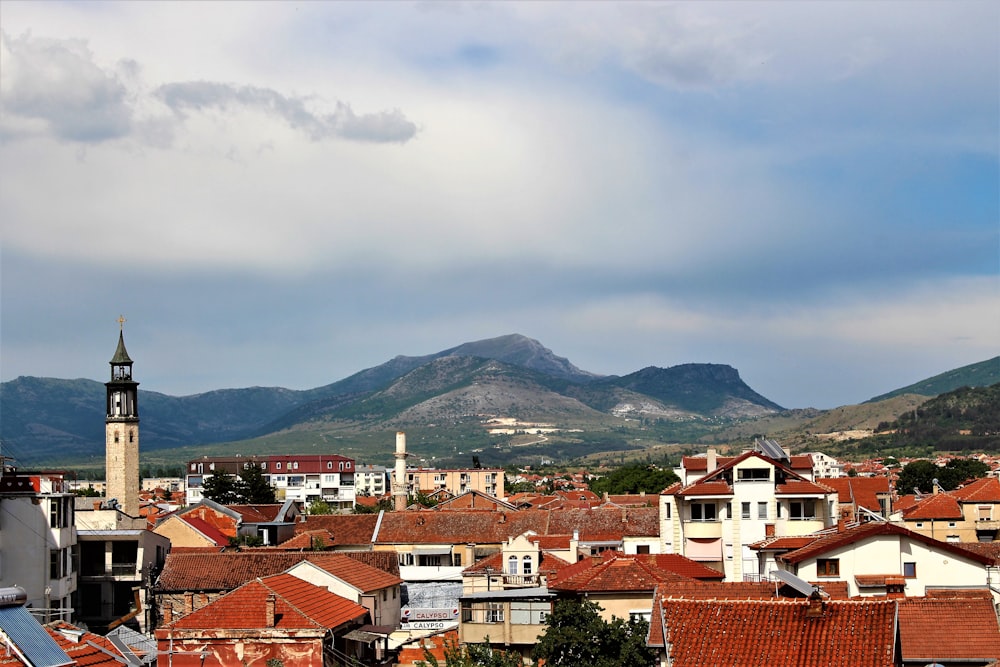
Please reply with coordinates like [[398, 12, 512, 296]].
[[105, 317, 140, 516]]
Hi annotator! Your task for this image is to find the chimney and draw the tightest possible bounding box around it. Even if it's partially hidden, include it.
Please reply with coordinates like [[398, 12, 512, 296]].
[[707, 448, 718, 473], [265, 594, 276, 627], [162, 602, 173, 624], [804, 591, 825, 618], [184, 592, 194, 615], [837, 519, 847, 533], [93, 501, 102, 511]]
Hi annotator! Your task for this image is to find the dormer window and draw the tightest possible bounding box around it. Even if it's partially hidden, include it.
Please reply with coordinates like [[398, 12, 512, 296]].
[[276, 462, 282, 470], [327, 461, 333, 469], [737, 468, 770, 482]]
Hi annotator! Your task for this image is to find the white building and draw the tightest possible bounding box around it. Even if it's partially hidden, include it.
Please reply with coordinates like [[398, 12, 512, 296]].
[[0, 470, 77, 622]]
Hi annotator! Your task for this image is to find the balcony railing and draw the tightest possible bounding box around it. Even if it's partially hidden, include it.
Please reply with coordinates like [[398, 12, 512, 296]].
[[110, 563, 138, 576], [502, 574, 539, 587]]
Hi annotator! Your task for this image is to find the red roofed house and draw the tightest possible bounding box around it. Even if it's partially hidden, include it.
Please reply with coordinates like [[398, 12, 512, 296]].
[[648, 596, 897, 667], [661, 448, 838, 581], [546, 551, 725, 624], [155, 573, 370, 666], [899, 476, 1000, 543], [822, 476, 893, 521], [897, 592, 1000, 666], [768, 521, 996, 599]]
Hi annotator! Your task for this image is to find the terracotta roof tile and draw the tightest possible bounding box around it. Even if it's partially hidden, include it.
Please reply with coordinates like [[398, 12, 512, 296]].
[[897, 597, 1000, 661], [774, 480, 836, 495], [548, 552, 720, 592], [900, 492, 963, 520], [676, 481, 733, 496], [163, 574, 367, 631], [299, 553, 403, 592], [294, 514, 379, 545], [777, 522, 993, 566], [182, 516, 230, 547], [657, 598, 896, 667], [155, 550, 400, 592], [951, 476, 1000, 502], [821, 477, 891, 514]]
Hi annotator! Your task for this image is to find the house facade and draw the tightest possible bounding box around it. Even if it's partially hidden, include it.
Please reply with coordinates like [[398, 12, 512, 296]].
[[0, 470, 77, 623], [660, 450, 838, 580], [185, 454, 356, 510]]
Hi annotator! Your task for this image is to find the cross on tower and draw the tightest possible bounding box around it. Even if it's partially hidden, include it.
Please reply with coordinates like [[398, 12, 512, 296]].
[[118, 315, 126, 331]]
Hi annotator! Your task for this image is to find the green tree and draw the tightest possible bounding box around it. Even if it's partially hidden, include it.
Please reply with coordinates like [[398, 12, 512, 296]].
[[417, 636, 524, 667], [532, 599, 655, 667], [588, 464, 679, 495], [896, 459, 941, 494], [308, 500, 334, 515], [237, 462, 276, 503], [940, 457, 989, 488], [201, 468, 239, 504], [353, 498, 394, 514]]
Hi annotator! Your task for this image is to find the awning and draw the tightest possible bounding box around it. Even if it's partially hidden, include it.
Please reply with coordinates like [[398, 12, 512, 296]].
[[412, 546, 453, 556]]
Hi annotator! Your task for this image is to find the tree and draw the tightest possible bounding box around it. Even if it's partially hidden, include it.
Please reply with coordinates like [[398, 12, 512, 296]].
[[308, 500, 334, 515], [532, 599, 655, 667], [201, 468, 239, 504], [417, 636, 524, 667], [588, 464, 679, 495], [237, 462, 276, 503]]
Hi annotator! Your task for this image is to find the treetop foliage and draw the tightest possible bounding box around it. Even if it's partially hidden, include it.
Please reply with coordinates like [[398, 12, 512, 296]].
[[588, 463, 679, 496]]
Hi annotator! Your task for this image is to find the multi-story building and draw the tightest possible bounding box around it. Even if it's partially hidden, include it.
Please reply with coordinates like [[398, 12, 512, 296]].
[[0, 469, 77, 622], [355, 464, 389, 497], [185, 454, 356, 510], [404, 467, 505, 499], [75, 504, 170, 633], [661, 449, 838, 581]]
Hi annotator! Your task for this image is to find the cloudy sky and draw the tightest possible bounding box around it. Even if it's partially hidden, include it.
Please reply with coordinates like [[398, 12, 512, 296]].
[[1, 1, 997, 410]]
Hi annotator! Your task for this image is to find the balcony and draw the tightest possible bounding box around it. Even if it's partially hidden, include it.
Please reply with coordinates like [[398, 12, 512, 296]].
[[684, 520, 723, 539], [111, 562, 139, 577], [501, 574, 540, 588]]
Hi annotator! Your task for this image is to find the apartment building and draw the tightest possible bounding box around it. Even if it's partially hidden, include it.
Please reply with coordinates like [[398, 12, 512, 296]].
[[0, 470, 77, 622], [661, 449, 838, 581], [185, 454, 356, 510], [404, 467, 505, 499]]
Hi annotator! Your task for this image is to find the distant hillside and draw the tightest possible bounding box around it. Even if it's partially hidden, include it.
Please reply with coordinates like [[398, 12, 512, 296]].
[[867, 356, 1000, 402], [869, 383, 1000, 452], [0, 334, 780, 466]]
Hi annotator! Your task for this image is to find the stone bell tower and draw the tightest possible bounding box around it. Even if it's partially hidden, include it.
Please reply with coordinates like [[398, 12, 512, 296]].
[[105, 316, 140, 517]]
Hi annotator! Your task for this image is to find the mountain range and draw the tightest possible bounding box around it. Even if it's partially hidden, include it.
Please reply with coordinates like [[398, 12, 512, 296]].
[[1, 334, 996, 469]]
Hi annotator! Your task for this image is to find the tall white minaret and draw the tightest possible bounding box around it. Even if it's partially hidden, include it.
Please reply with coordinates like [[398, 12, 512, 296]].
[[392, 431, 409, 511]]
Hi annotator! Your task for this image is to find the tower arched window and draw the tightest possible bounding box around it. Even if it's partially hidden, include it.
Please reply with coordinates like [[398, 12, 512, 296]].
[[523, 556, 532, 575], [508, 555, 518, 575]]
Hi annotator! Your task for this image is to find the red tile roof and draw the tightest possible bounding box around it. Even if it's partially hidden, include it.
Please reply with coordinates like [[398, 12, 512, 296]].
[[296, 553, 403, 593], [774, 480, 835, 495], [276, 529, 336, 550], [776, 521, 994, 566], [681, 453, 815, 472], [676, 480, 733, 496], [950, 475, 1000, 502], [227, 504, 287, 523], [182, 516, 230, 547], [369, 507, 659, 544], [821, 477, 890, 514], [294, 514, 379, 545], [654, 598, 897, 666], [900, 492, 963, 520], [156, 550, 400, 592], [897, 596, 1000, 661], [0, 623, 133, 667], [162, 573, 367, 631], [547, 552, 721, 592]]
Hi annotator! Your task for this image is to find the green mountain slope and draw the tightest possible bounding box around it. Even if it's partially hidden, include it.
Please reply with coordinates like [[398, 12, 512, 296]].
[[867, 356, 1000, 402]]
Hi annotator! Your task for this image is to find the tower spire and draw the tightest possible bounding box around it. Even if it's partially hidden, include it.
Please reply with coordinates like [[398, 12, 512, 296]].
[[105, 319, 140, 516]]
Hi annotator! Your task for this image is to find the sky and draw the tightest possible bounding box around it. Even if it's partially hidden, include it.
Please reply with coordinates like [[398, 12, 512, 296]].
[[1, 1, 997, 411]]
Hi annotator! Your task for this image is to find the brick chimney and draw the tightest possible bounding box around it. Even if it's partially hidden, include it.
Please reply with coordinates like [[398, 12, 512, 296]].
[[265, 594, 276, 627], [804, 591, 825, 618], [162, 602, 173, 624], [707, 448, 718, 473], [183, 592, 194, 615]]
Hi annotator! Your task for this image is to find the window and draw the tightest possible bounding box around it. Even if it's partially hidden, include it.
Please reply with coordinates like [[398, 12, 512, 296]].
[[817, 558, 839, 576], [790, 500, 815, 520], [508, 555, 518, 575], [523, 556, 532, 575], [327, 461, 333, 469], [915, 522, 924, 528], [636, 545, 650, 555], [276, 462, 282, 470], [737, 468, 770, 482], [486, 603, 504, 623], [691, 503, 717, 521], [758, 502, 768, 520], [903, 562, 916, 578], [742, 502, 751, 519], [663, 503, 671, 518]]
